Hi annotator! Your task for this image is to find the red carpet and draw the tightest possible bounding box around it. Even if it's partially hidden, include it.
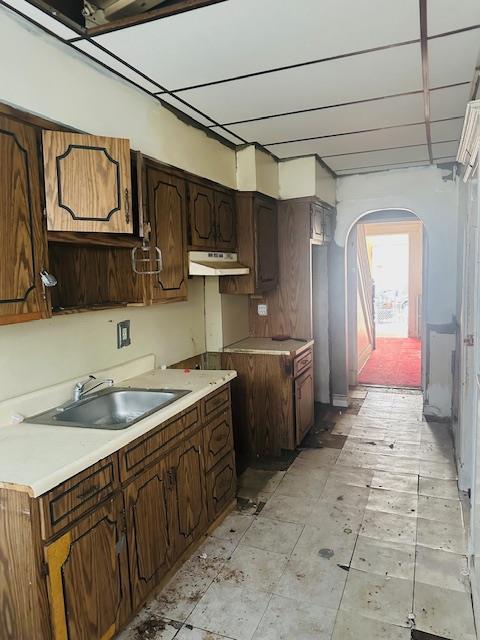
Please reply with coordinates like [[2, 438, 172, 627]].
[[358, 338, 421, 388]]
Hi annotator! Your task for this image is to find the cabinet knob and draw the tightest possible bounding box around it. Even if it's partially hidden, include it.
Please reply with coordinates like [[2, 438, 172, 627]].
[[124, 188, 130, 225]]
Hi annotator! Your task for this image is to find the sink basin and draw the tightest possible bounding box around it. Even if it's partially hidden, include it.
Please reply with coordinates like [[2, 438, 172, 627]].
[[27, 387, 191, 430]]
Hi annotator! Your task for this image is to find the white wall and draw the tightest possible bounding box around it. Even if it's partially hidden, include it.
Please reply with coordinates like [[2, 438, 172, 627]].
[[331, 165, 459, 417]]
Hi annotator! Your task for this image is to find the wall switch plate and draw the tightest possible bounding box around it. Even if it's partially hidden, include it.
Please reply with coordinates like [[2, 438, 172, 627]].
[[257, 303, 268, 316], [117, 320, 131, 348]]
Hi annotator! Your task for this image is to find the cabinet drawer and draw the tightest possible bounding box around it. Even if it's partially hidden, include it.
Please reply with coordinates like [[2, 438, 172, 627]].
[[203, 409, 234, 471], [294, 348, 313, 378], [203, 384, 230, 421], [119, 403, 201, 482], [39, 455, 119, 540], [206, 451, 236, 521]]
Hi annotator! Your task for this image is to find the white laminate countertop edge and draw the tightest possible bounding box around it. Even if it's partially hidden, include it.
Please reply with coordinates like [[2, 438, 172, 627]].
[[0, 364, 236, 497], [223, 337, 314, 356]]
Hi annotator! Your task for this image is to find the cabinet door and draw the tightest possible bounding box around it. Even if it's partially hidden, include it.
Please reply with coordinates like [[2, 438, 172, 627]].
[[295, 367, 315, 446], [44, 496, 130, 640], [0, 115, 48, 325], [169, 431, 207, 556], [188, 182, 215, 249], [310, 202, 324, 242], [147, 167, 188, 302], [43, 131, 133, 234], [254, 196, 278, 292], [214, 191, 236, 250], [206, 451, 236, 522], [124, 460, 174, 609]]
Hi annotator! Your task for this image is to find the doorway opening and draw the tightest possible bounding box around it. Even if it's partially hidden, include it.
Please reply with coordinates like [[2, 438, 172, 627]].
[[347, 212, 423, 389]]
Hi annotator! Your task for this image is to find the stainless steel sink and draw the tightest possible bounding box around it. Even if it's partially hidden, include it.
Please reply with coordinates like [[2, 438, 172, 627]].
[[27, 387, 191, 430]]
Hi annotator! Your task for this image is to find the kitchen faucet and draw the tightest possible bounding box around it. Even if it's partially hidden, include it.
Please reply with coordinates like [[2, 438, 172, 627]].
[[73, 375, 114, 402]]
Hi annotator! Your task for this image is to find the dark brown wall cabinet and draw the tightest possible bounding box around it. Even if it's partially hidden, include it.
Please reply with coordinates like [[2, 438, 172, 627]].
[[220, 192, 278, 295], [188, 182, 236, 251], [0, 385, 235, 640], [0, 115, 49, 326], [311, 201, 335, 244]]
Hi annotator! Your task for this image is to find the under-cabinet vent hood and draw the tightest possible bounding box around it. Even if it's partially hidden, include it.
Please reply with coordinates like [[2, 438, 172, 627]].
[[188, 252, 250, 276]]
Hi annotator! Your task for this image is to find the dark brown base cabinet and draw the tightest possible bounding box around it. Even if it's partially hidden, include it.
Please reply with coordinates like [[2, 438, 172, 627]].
[[0, 384, 235, 640]]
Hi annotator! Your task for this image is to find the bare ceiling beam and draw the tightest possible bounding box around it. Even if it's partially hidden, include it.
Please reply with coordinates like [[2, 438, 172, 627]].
[[419, 0, 433, 163]]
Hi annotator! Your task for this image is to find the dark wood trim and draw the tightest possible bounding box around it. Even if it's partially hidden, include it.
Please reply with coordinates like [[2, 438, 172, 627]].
[[158, 25, 480, 95], [86, 0, 229, 38], [419, 0, 433, 164], [207, 82, 470, 128], [264, 116, 465, 147]]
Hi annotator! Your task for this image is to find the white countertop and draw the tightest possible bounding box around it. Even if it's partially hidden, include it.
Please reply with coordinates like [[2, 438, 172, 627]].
[[224, 337, 313, 356], [0, 365, 236, 497]]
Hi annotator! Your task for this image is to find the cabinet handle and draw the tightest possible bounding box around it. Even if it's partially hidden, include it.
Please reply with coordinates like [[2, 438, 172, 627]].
[[77, 484, 100, 501], [124, 187, 130, 225]]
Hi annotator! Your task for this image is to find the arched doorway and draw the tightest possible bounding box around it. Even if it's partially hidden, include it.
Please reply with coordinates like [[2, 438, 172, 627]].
[[345, 209, 426, 390]]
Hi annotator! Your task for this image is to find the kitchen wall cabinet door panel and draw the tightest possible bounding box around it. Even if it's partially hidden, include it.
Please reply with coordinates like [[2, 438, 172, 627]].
[[169, 432, 207, 556], [43, 131, 133, 234], [124, 461, 174, 609], [0, 115, 48, 325], [214, 191, 236, 251], [44, 496, 130, 640], [147, 166, 188, 302], [188, 182, 215, 249], [254, 196, 278, 292], [295, 366, 315, 446]]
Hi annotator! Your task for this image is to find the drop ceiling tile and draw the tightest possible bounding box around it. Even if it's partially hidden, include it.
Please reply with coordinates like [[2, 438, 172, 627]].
[[328, 146, 429, 171], [337, 160, 430, 175], [218, 93, 424, 145], [73, 40, 162, 92], [174, 43, 422, 124], [93, 0, 419, 90], [430, 84, 471, 120], [431, 141, 460, 158], [429, 30, 480, 88], [159, 95, 220, 128], [2, 0, 80, 38], [263, 124, 427, 159], [428, 0, 480, 36], [431, 118, 464, 142]]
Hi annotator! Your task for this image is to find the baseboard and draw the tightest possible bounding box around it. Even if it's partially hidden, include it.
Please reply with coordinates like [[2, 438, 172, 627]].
[[332, 394, 349, 408]]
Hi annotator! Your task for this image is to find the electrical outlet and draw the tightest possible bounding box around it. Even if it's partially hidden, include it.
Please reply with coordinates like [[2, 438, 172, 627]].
[[257, 303, 268, 317], [117, 320, 131, 349]]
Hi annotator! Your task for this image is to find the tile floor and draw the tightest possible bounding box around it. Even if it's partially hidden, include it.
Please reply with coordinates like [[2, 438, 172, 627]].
[[118, 388, 476, 640]]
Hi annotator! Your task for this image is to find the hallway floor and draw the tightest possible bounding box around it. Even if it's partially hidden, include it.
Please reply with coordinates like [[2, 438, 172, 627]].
[[119, 389, 475, 640], [358, 338, 421, 387]]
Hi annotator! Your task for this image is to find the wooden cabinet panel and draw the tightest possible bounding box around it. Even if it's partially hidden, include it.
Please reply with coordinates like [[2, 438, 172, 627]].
[[147, 167, 187, 302], [124, 461, 174, 609], [254, 196, 278, 292], [169, 431, 207, 555], [203, 409, 233, 471], [295, 366, 314, 446], [119, 404, 201, 482], [43, 131, 133, 234], [311, 202, 334, 244], [206, 452, 236, 521], [188, 182, 215, 249], [44, 496, 130, 640], [39, 455, 119, 540], [0, 115, 48, 325], [202, 385, 231, 422], [214, 191, 236, 250], [293, 347, 313, 378]]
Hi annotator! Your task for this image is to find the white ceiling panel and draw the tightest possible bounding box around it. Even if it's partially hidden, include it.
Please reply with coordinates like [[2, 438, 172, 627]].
[[3, 0, 80, 38], [159, 95, 220, 128], [430, 83, 471, 120], [428, 0, 480, 36], [94, 0, 419, 90], [174, 44, 422, 124], [431, 141, 460, 158], [328, 145, 429, 171], [218, 93, 424, 145], [336, 160, 430, 175], [263, 124, 427, 159], [431, 118, 464, 143], [429, 30, 480, 88], [73, 40, 161, 92]]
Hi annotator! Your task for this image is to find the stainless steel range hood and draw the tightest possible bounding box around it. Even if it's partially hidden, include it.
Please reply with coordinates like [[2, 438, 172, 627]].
[[188, 251, 250, 276]]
